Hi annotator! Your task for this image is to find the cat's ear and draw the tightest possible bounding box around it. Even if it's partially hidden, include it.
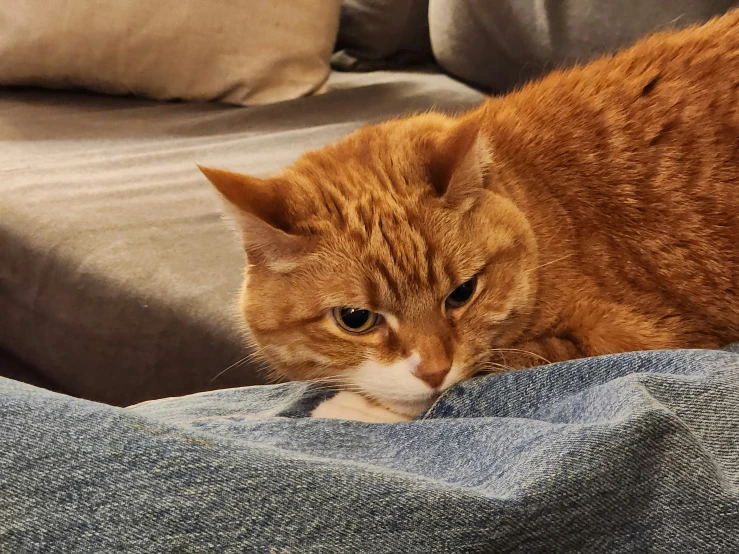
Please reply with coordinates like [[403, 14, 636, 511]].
[[199, 166, 311, 267], [428, 120, 492, 208]]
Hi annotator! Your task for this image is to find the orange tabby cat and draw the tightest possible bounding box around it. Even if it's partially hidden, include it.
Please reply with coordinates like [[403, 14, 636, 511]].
[[201, 11, 739, 422]]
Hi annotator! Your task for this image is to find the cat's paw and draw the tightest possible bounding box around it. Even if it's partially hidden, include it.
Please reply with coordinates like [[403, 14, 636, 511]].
[[311, 391, 412, 423]]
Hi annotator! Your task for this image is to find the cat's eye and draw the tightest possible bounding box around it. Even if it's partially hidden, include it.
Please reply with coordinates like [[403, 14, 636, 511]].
[[331, 307, 381, 334], [445, 276, 478, 309]]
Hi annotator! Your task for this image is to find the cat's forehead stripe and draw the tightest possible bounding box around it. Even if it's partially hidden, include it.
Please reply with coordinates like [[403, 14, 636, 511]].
[[362, 223, 457, 310], [317, 184, 346, 229], [373, 261, 402, 303]]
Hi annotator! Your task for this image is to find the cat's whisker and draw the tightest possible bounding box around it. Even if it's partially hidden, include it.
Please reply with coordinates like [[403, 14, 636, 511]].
[[315, 382, 365, 392], [527, 254, 574, 274], [335, 386, 367, 393], [209, 348, 271, 384], [301, 375, 371, 394], [303, 375, 349, 385], [540, 222, 565, 250], [311, 383, 367, 394], [209, 355, 252, 384], [306, 377, 345, 386], [478, 362, 515, 373], [261, 368, 285, 385], [488, 348, 552, 365]]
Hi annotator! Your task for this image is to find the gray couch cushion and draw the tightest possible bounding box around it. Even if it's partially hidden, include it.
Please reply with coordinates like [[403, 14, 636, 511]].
[[0, 71, 484, 406], [429, 0, 738, 93], [0, 348, 59, 392], [332, 0, 432, 70]]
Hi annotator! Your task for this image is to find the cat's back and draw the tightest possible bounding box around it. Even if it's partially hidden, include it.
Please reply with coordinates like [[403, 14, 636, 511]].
[[479, 9, 739, 339], [485, 8, 739, 170], [482, 7, 739, 233]]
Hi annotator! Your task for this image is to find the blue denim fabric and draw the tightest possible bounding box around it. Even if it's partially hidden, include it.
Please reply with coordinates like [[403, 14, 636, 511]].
[[2, 347, 739, 553]]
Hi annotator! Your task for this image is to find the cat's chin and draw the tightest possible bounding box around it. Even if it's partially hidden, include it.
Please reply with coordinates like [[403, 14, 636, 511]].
[[375, 394, 439, 419]]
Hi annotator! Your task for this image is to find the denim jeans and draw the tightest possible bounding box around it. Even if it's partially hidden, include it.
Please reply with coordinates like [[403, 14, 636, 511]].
[[2, 347, 738, 553]]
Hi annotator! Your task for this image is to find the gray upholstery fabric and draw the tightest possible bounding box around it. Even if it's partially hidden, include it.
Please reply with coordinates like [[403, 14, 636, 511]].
[[333, 0, 432, 70], [0, 348, 59, 393], [0, 71, 485, 406], [429, 0, 738, 93]]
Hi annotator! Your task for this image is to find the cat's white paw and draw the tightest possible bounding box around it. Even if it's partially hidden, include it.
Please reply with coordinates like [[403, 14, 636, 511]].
[[311, 391, 412, 423]]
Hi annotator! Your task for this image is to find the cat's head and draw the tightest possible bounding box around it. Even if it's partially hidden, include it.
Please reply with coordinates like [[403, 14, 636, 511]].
[[202, 113, 538, 417]]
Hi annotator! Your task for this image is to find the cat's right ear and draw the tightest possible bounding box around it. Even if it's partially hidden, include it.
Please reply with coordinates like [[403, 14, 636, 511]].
[[199, 166, 312, 268]]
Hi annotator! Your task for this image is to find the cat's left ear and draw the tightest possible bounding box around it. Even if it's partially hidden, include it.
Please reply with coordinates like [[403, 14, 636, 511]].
[[428, 119, 492, 208]]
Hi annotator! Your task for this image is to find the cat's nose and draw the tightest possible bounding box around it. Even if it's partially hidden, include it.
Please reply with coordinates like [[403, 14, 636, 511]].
[[414, 344, 452, 389], [415, 358, 451, 389]]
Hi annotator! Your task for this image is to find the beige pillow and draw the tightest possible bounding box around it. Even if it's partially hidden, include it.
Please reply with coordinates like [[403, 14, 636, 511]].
[[0, 1, 341, 105]]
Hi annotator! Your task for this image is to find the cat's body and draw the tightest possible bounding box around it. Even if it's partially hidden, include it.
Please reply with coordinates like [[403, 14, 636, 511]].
[[469, 13, 739, 366], [203, 11, 739, 422]]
